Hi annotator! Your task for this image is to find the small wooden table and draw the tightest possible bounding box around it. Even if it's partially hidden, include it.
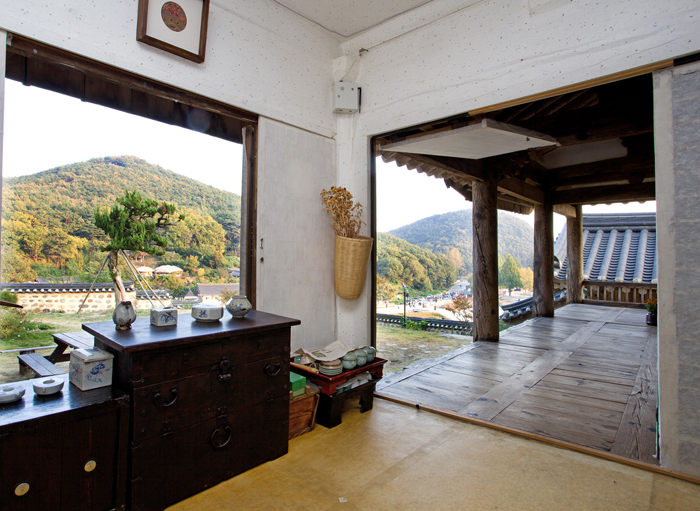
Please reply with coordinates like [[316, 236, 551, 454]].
[[47, 331, 95, 363], [291, 357, 387, 428]]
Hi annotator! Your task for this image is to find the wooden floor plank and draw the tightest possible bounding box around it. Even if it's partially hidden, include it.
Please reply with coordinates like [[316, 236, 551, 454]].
[[380, 368, 499, 412], [534, 378, 632, 404], [492, 410, 616, 451], [611, 332, 659, 463], [458, 350, 573, 420], [378, 303, 659, 464], [514, 392, 624, 425], [524, 385, 628, 413]]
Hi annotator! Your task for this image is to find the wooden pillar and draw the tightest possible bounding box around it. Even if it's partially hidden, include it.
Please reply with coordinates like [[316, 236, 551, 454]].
[[533, 202, 554, 317], [567, 205, 584, 303], [472, 177, 499, 341]]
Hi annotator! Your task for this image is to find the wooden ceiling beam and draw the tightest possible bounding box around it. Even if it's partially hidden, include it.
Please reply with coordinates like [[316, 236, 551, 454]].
[[554, 182, 655, 205], [497, 176, 544, 205], [554, 119, 653, 146], [553, 204, 578, 218], [554, 162, 655, 189], [444, 178, 533, 214]]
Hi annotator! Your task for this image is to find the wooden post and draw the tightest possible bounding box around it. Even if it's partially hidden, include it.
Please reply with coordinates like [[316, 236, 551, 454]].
[[472, 177, 499, 341], [567, 205, 584, 303], [533, 202, 554, 317]]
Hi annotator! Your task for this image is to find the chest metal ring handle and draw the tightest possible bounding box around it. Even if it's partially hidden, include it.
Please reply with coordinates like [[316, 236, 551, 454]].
[[264, 361, 282, 377], [218, 356, 232, 382], [211, 424, 232, 449], [153, 386, 178, 407]]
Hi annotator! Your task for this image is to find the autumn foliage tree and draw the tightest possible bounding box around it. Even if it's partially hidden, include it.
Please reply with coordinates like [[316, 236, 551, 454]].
[[445, 294, 473, 322]]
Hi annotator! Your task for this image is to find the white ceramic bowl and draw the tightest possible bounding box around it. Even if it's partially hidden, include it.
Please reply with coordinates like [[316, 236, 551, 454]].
[[33, 377, 65, 396], [191, 304, 224, 322], [0, 384, 26, 403]]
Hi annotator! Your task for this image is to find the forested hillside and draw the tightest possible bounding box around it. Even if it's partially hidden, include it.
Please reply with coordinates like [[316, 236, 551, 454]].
[[2, 156, 240, 282], [376, 232, 456, 293], [389, 209, 533, 274]]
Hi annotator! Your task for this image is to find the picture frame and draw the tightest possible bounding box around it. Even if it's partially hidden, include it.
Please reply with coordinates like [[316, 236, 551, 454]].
[[137, 0, 210, 63]]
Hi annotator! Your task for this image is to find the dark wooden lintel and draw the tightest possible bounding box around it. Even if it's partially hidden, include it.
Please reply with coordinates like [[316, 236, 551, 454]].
[[552, 145, 655, 189], [6, 34, 256, 145], [497, 176, 544, 205], [554, 182, 656, 205]]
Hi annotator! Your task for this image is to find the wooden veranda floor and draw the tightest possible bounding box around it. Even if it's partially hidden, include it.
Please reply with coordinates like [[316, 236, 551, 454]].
[[376, 303, 658, 464]]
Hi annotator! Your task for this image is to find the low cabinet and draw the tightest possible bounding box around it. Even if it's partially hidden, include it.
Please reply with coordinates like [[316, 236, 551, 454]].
[[0, 381, 129, 511], [84, 310, 300, 511]]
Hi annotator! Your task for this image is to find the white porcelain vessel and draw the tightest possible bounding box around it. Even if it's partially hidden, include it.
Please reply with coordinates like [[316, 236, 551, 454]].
[[225, 296, 252, 318], [192, 304, 224, 322], [151, 307, 178, 327], [113, 300, 137, 330], [0, 384, 26, 403], [33, 377, 65, 395], [70, 347, 114, 391]]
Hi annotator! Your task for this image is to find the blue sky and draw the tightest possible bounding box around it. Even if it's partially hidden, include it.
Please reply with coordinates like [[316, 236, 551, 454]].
[[2, 79, 242, 195]]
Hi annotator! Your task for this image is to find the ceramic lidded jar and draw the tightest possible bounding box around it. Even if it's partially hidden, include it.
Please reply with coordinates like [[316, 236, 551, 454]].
[[113, 301, 137, 331], [225, 296, 253, 318], [355, 348, 367, 367], [341, 351, 357, 370], [365, 346, 376, 362], [191, 304, 224, 322]]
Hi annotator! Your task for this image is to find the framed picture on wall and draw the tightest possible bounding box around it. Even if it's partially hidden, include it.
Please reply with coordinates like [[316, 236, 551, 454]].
[[137, 0, 210, 63]]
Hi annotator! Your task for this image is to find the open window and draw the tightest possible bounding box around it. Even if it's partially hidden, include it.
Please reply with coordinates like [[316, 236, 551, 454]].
[[2, 34, 258, 306]]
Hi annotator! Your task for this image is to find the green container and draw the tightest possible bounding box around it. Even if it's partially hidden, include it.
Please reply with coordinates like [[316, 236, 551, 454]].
[[290, 371, 306, 392]]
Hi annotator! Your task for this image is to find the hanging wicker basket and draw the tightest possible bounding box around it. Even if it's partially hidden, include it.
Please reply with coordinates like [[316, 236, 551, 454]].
[[335, 235, 373, 300]]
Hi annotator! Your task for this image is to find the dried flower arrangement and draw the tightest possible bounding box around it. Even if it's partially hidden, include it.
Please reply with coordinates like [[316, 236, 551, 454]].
[[320, 186, 365, 239]]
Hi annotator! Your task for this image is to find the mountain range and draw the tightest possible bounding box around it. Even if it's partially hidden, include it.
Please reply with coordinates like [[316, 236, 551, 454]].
[[2, 156, 241, 280], [388, 209, 534, 274]]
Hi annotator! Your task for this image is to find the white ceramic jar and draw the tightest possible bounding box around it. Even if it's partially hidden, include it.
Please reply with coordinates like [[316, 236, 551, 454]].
[[225, 296, 252, 318], [113, 301, 137, 331]]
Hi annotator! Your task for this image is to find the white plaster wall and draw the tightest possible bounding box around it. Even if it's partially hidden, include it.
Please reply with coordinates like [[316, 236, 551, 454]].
[[256, 117, 337, 352], [347, 0, 700, 136], [0, 0, 340, 138], [334, 115, 373, 348]]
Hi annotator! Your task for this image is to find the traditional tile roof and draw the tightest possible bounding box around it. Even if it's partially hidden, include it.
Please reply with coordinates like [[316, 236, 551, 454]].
[[0, 283, 136, 293], [500, 290, 568, 321], [195, 283, 240, 297], [501, 212, 657, 322], [554, 213, 657, 284]]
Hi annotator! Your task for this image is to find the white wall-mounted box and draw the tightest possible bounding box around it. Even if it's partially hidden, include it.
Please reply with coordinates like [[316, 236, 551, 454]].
[[333, 82, 359, 113]]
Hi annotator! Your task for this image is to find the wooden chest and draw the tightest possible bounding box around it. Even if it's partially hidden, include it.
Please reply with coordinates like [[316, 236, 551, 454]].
[[83, 310, 300, 511], [0, 379, 129, 511]]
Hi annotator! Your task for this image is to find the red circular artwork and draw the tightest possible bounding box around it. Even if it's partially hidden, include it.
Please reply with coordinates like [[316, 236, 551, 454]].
[[161, 2, 187, 32]]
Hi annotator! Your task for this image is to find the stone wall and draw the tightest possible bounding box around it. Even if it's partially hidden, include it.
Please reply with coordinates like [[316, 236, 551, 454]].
[[17, 290, 138, 313], [655, 61, 700, 477]]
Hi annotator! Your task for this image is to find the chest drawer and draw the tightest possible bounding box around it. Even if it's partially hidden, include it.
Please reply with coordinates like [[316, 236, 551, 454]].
[[131, 354, 290, 442], [134, 331, 289, 385], [130, 395, 289, 511]]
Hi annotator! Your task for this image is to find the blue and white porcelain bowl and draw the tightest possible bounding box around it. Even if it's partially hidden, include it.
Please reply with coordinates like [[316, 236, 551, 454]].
[[191, 304, 224, 322]]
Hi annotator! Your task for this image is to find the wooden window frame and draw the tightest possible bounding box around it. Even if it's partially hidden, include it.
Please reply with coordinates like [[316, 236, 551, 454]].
[[3, 34, 258, 303]]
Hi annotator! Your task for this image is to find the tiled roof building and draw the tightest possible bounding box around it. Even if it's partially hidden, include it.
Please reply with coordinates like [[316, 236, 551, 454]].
[[554, 213, 657, 284]]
